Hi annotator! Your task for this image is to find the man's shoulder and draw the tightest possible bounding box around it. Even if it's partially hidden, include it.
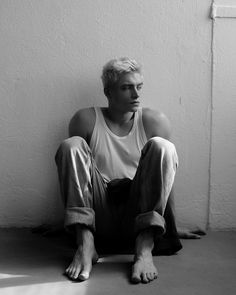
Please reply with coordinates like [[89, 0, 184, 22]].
[[72, 107, 95, 122], [69, 107, 95, 139], [142, 107, 172, 140], [142, 107, 164, 119]]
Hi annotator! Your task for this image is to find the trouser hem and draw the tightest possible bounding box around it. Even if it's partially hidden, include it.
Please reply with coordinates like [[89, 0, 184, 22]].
[[64, 207, 95, 232], [135, 211, 166, 236]]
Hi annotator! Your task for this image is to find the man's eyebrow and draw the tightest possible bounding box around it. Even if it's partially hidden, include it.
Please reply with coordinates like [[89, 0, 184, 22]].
[[122, 82, 144, 86]]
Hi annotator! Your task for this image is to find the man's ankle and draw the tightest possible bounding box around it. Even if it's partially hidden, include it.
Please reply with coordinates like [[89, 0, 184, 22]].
[[135, 228, 155, 255], [74, 224, 94, 245]]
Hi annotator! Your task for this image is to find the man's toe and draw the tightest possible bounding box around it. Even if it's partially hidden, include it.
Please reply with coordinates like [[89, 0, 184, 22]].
[[141, 273, 149, 284], [67, 268, 74, 279], [70, 268, 77, 280], [131, 272, 141, 284], [72, 268, 81, 280], [78, 270, 90, 281], [153, 272, 158, 279], [147, 272, 154, 281]]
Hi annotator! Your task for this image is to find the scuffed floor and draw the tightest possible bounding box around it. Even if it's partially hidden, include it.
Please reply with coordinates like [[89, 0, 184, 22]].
[[0, 229, 236, 295]]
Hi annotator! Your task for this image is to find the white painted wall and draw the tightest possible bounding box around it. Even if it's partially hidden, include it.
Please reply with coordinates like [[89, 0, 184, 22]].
[[0, 0, 227, 230], [209, 0, 236, 229]]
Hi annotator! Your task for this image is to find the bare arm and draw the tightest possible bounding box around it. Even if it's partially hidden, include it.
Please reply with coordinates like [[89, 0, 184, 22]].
[[68, 108, 95, 144], [142, 108, 172, 140]]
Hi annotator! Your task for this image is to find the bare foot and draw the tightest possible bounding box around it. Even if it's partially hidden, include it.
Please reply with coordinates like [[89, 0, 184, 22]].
[[178, 227, 206, 239], [131, 229, 158, 284], [131, 253, 158, 284], [65, 226, 99, 281]]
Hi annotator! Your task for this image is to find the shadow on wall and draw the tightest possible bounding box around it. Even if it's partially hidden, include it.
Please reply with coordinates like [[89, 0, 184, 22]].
[[1, 73, 104, 227]]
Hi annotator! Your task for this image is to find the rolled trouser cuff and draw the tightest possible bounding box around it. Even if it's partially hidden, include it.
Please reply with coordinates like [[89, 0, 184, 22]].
[[64, 207, 95, 232], [135, 211, 166, 236]]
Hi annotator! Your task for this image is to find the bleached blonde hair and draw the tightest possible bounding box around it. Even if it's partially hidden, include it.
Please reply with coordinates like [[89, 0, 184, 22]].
[[101, 57, 142, 91]]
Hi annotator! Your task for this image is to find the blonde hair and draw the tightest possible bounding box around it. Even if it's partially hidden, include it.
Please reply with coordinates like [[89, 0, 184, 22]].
[[101, 57, 142, 90]]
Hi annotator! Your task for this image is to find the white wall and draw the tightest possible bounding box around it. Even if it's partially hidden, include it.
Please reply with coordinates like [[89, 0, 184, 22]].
[[209, 0, 236, 229], [0, 0, 224, 229]]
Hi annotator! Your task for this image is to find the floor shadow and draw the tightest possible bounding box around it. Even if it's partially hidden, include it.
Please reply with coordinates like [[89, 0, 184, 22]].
[[0, 229, 136, 288], [0, 229, 73, 287]]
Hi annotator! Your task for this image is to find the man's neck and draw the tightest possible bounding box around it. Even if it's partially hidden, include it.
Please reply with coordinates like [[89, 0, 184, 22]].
[[104, 107, 134, 126]]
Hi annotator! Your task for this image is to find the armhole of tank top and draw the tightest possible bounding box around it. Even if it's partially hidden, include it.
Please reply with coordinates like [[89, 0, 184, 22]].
[[89, 107, 99, 151], [138, 108, 148, 145]]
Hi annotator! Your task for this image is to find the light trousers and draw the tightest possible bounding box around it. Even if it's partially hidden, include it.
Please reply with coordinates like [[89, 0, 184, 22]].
[[55, 136, 178, 241]]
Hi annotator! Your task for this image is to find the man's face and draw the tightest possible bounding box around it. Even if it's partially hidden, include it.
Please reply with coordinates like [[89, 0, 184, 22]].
[[108, 72, 144, 113]]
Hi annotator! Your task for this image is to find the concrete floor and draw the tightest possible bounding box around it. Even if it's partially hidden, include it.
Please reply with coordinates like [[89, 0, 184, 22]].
[[0, 229, 236, 295]]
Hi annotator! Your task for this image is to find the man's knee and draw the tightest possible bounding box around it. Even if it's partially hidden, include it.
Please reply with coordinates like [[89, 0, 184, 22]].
[[60, 136, 87, 151], [144, 137, 178, 166], [147, 137, 176, 153], [55, 136, 88, 162]]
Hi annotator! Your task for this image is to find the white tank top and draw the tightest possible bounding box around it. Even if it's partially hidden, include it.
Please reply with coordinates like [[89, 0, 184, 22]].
[[89, 107, 147, 182]]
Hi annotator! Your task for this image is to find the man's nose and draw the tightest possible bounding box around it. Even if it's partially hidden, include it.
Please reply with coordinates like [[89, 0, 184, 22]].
[[132, 88, 139, 99]]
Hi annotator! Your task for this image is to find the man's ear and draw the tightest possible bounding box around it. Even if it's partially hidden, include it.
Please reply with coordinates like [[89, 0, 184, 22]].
[[104, 87, 110, 98]]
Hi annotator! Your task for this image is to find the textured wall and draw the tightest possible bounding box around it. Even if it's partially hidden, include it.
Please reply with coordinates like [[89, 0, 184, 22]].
[[209, 0, 236, 229], [0, 0, 212, 228]]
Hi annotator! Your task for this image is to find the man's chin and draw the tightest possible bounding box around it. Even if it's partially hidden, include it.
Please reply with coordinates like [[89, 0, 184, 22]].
[[130, 105, 140, 112]]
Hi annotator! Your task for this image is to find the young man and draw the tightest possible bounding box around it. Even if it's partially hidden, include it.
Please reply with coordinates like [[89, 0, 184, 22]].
[[55, 57, 192, 284]]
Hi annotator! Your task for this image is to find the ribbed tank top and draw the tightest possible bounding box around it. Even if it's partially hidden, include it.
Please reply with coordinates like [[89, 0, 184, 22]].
[[89, 107, 147, 182]]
